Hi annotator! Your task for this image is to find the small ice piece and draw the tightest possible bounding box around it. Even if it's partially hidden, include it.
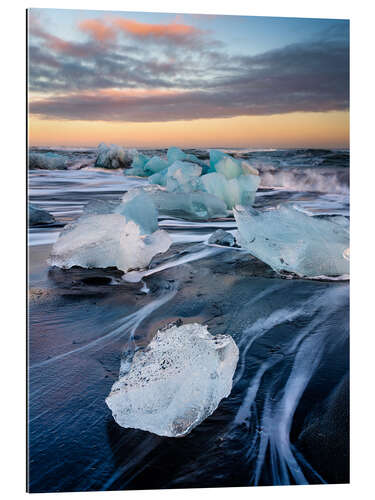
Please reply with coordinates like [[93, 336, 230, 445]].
[[214, 155, 243, 180], [115, 190, 158, 235], [126, 151, 150, 176], [165, 161, 202, 193], [29, 204, 55, 226], [199, 172, 260, 209], [105, 323, 239, 437], [95, 143, 133, 169], [49, 214, 171, 273], [167, 146, 208, 169], [234, 205, 350, 277], [144, 156, 168, 174], [208, 229, 236, 247], [167, 146, 187, 164], [28, 152, 67, 170], [149, 161, 202, 192], [209, 149, 228, 170]]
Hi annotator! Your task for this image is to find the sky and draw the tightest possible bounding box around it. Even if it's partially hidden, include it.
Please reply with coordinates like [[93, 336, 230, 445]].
[[28, 9, 349, 148]]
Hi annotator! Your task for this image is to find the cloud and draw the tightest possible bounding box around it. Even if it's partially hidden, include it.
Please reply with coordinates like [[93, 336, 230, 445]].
[[28, 14, 349, 122], [79, 19, 117, 43], [113, 18, 203, 45]]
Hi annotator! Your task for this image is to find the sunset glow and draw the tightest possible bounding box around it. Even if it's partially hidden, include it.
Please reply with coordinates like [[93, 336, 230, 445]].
[[28, 9, 349, 148]]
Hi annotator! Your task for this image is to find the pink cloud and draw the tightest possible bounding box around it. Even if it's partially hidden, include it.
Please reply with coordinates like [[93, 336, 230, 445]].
[[79, 19, 116, 43]]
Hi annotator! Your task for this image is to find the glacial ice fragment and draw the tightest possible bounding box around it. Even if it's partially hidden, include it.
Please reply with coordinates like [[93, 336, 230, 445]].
[[165, 161, 202, 193], [167, 146, 208, 169], [125, 151, 150, 176], [208, 229, 236, 247], [105, 323, 239, 437], [144, 156, 168, 175], [115, 190, 158, 235], [28, 152, 68, 170], [49, 214, 171, 273], [214, 155, 243, 180], [123, 185, 228, 220], [208, 150, 259, 179], [234, 205, 349, 277], [95, 143, 133, 169], [29, 204, 55, 226], [199, 172, 260, 209], [149, 161, 202, 193]]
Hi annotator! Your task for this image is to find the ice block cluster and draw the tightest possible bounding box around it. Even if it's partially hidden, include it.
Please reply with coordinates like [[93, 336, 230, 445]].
[[123, 146, 260, 210]]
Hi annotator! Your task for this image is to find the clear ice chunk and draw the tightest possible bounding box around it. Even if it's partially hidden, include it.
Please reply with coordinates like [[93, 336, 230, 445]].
[[199, 172, 260, 209], [125, 151, 150, 176], [234, 205, 350, 277], [49, 214, 171, 273], [144, 156, 168, 174], [149, 188, 228, 219], [208, 229, 236, 247], [105, 322, 239, 437], [149, 161, 202, 193], [95, 143, 133, 169], [167, 146, 207, 169], [165, 161, 202, 193], [214, 155, 243, 180], [115, 190, 158, 235]]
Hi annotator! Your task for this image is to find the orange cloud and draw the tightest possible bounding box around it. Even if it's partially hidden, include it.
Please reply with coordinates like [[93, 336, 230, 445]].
[[113, 18, 201, 42], [79, 19, 116, 42]]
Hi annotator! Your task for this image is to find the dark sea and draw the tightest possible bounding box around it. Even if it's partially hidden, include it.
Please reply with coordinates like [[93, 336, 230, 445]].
[[28, 147, 349, 492]]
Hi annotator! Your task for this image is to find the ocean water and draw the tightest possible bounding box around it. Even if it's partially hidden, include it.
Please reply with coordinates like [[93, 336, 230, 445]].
[[28, 148, 349, 492]]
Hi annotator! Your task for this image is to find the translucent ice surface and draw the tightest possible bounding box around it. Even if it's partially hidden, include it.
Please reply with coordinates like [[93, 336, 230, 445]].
[[49, 214, 171, 273], [95, 143, 133, 169], [106, 323, 239, 437], [115, 190, 158, 235], [150, 189, 228, 219], [124, 186, 228, 220], [199, 172, 260, 209], [167, 146, 207, 169], [144, 156, 168, 174], [234, 205, 349, 277], [149, 161, 202, 193], [208, 229, 236, 247], [126, 151, 150, 176]]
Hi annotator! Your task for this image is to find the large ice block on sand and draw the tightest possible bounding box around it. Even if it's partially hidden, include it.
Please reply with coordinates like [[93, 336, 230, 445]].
[[28, 204, 55, 226], [105, 323, 239, 437], [234, 205, 349, 277], [29, 152, 68, 170], [95, 143, 133, 169], [49, 214, 171, 273], [115, 190, 158, 235], [199, 172, 260, 209]]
